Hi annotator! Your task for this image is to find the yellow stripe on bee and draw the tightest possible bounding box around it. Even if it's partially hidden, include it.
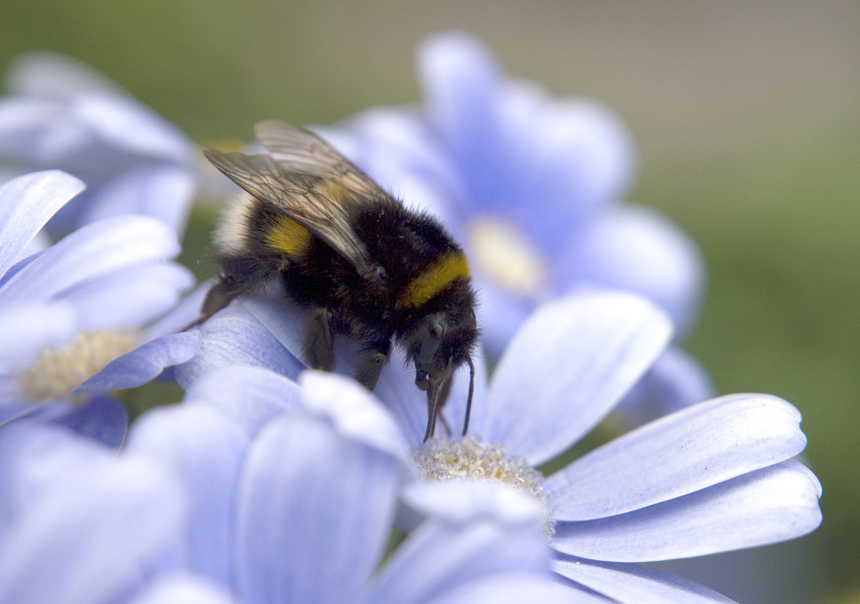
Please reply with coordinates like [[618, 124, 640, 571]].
[[314, 179, 352, 204], [396, 251, 471, 309], [265, 213, 311, 256]]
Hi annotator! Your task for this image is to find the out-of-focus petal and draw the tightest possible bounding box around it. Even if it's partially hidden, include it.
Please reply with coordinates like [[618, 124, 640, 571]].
[[0, 302, 75, 373], [546, 394, 807, 521], [426, 574, 595, 604], [551, 461, 822, 562], [0, 170, 84, 275], [235, 410, 400, 604], [560, 205, 705, 337], [183, 364, 303, 438], [127, 404, 248, 587], [6, 51, 126, 98], [0, 453, 184, 604], [485, 292, 672, 465]]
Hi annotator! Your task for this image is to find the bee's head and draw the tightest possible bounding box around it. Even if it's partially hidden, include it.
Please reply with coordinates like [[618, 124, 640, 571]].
[[404, 294, 478, 440]]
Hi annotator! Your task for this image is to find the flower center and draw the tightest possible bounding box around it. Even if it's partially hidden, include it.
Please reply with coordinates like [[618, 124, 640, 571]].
[[414, 437, 555, 537], [16, 329, 138, 403], [467, 218, 548, 299]]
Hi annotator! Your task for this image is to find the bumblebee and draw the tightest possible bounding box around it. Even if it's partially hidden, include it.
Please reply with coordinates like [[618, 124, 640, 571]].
[[199, 120, 478, 441]]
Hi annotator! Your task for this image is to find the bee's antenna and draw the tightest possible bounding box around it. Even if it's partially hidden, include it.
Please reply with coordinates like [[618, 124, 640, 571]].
[[462, 355, 475, 436]]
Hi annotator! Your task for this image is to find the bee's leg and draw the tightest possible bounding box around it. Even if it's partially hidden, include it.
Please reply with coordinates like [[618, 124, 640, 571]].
[[355, 337, 391, 391], [304, 307, 335, 371], [186, 256, 280, 329]]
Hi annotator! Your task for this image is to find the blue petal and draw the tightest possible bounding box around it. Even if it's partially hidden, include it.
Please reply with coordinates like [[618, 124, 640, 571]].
[[0, 170, 84, 275], [76, 332, 200, 392], [7, 51, 127, 98], [426, 574, 594, 604], [234, 410, 401, 604], [551, 460, 822, 562], [552, 556, 737, 604], [53, 394, 128, 449], [127, 404, 248, 588], [484, 292, 672, 465], [0, 302, 75, 373]]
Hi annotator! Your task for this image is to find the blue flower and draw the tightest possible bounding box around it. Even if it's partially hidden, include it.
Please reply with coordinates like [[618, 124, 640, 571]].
[[175, 290, 821, 603], [118, 367, 580, 604], [318, 31, 712, 419], [0, 52, 199, 237], [0, 171, 199, 446]]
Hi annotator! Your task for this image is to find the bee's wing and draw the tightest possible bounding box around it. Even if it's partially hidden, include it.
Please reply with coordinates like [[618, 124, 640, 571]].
[[254, 120, 386, 198], [203, 147, 382, 279]]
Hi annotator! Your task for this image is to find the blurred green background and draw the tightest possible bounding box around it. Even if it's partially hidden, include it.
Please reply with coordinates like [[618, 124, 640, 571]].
[[3, 1, 858, 602]]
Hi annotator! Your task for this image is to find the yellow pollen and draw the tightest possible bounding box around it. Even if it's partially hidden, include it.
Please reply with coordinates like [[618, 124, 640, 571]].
[[266, 213, 311, 256], [467, 218, 548, 299], [396, 250, 471, 309], [16, 329, 139, 404], [414, 437, 555, 537]]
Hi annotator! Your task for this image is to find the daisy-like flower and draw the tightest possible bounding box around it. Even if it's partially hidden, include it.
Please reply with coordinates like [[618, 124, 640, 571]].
[[319, 31, 711, 419], [116, 367, 585, 604], [172, 289, 821, 603], [0, 170, 199, 445], [0, 51, 199, 237]]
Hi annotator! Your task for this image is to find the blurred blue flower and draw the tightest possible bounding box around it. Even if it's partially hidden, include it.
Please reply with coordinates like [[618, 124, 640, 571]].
[[176, 289, 821, 603], [319, 31, 712, 419], [0, 52, 199, 237], [0, 171, 199, 446], [119, 367, 581, 604], [0, 419, 187, 604]]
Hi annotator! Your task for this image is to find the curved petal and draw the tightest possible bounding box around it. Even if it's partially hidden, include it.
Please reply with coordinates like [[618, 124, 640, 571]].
[[127, 404, 248, 587], [551, 460, 822, 562], [552, 557, 737, 604], [485, 292, 672, 465], [0, 170, 84, 275], [76, 332, 201, 392], [560, 205, 705, 337], [235, 411, 400, 604], [546, 394, 807, 520], [53, 394, 128, 448], [0, 215, 180, 305], [183, 364, 303, 438], [0, 454, 184, 604], [366, 481, 551, 604]]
